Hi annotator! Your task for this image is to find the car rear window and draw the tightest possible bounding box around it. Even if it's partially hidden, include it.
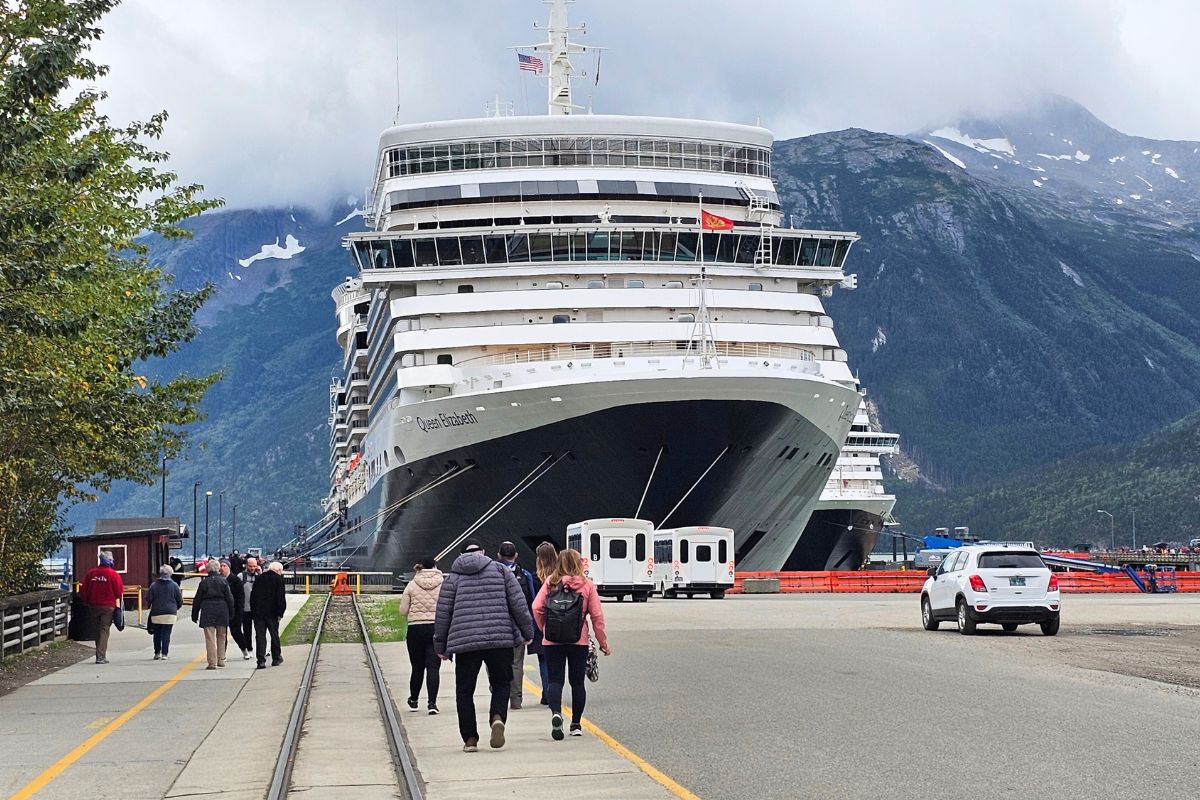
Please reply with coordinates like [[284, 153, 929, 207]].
[[977, 552, 1045, 569]]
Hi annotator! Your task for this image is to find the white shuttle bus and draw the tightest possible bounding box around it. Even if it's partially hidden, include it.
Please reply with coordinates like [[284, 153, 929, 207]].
[[566, 518, 655, 602], [653, 526, 736, 599]]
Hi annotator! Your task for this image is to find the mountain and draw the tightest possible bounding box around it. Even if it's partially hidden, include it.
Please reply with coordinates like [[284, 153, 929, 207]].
[[64, 205, 357, 552], [893, 410, 1200, 548], [912, 95, 1200, 228], [774, 126, 1200, 488], [70, 99, 1200, 551]]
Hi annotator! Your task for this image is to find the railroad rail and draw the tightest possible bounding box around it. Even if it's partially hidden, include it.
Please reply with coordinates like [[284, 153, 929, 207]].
[[267, 594, 423, 800]]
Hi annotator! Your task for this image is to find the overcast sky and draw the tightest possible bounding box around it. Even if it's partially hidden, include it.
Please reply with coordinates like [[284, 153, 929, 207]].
[[90, 0, 1200, 210]]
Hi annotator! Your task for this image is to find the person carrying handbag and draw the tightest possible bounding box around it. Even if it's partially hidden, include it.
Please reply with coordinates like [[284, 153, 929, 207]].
[[79, 550, 124, 664], [531, 548, 610, 741]]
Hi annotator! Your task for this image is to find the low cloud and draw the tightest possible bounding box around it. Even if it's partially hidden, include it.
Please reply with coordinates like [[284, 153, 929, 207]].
[[90, 0, 1200, 210]]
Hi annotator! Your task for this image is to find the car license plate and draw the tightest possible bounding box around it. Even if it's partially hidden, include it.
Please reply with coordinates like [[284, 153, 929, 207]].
[[1009, 576, 1026, 586]]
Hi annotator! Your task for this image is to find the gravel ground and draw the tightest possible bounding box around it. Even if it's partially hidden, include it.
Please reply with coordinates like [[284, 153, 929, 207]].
[[0, 640, 93, 697], [319, 596, 364, 643]]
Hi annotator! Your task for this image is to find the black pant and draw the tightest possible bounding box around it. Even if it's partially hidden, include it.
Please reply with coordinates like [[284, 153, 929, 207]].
[[254, 616, 281, 665], [240, 613, 254, 654], [229, 613, 249, 652], [545, 644, 589, 725], [454, 647, 512, 743], [405, 623, 440, 706]]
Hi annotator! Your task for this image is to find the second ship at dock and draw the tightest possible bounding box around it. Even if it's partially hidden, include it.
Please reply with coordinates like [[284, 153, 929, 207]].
[[318, 1, 889, 572]]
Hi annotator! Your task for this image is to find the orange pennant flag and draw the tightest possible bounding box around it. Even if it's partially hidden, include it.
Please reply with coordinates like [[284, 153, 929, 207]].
[[701, 209, 734, 231]]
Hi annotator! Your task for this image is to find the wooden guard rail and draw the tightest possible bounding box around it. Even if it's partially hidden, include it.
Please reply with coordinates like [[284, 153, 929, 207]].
[[1, 590, 70, 658], [727, 571, 1200, 594]]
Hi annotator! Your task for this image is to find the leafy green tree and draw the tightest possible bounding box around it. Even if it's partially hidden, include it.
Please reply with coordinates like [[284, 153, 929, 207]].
[[0, 0, 221, 595]]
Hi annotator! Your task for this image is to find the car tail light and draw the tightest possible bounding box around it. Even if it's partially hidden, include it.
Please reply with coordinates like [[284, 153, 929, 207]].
[[1048, 574, 1060, 592], [968, 574, 988, 593]]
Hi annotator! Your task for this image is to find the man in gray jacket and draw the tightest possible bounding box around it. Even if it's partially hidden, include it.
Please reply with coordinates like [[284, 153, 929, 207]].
[[435, 539, 534, 753]]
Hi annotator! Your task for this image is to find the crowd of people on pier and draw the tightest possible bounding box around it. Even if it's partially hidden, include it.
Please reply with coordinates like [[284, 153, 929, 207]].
[[78, 551, 288, 668], [402, 538, 610, 751]]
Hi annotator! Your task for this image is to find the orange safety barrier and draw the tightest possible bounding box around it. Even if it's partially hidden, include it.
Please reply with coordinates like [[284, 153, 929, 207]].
[[728, 569, 1200, 594]]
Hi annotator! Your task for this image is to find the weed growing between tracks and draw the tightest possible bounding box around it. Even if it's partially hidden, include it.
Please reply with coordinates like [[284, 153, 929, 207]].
[[359, 597, 408, 642], [279, 595, 318, 646]]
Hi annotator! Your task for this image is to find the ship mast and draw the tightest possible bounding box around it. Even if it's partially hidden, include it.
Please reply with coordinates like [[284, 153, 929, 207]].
[[528, 0, 589, 115]]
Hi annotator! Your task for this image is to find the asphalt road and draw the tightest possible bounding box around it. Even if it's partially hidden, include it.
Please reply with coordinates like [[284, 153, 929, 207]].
[[574, 594, 1200, 800]]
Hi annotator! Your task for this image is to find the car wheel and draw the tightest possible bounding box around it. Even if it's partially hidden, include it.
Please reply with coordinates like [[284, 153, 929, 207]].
[[1001, 623, 1018, 632], [1040, 615, 1060, 636], [956, 599, 977, 635], [710, 590, 725, 600], [921, 597, 940, 631], [685, 593, 694, 599]]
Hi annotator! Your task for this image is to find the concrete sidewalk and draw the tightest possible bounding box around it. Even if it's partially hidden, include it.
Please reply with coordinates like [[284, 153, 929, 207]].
[[0, 595, 312, 800], [374, 643, 677, 799]]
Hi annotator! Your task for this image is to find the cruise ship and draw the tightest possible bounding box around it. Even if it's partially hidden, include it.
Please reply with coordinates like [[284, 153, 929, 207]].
[[783, 398, 900, 570], [316, 1, 870, 572]]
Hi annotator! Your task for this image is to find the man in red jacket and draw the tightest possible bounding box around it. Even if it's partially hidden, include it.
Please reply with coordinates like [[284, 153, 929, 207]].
[[80, 551, 124, 664]]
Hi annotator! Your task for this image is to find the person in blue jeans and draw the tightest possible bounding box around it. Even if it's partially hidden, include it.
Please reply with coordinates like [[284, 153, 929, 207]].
[[148, 564, 184, 660]]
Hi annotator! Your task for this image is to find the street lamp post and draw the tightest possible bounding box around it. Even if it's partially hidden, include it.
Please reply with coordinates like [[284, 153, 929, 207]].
[[160, 457, 169, 517], [218, 491, 225, 555], [231, 505, 237, 552], [192, 482, 200, 567], [205, 490, 213, 560], [1132, 510, 1137, 550], [1098, 509, 1114, 551]]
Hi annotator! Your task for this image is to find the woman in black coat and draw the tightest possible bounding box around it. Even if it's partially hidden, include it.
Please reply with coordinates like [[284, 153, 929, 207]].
[[191, 559, 235, 669]]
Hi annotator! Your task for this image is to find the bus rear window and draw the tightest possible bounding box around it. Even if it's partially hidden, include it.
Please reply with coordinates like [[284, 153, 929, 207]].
[[696, 545, 712, 562]]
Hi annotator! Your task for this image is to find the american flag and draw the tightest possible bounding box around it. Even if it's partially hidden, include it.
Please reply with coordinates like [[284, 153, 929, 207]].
[[518, 53, 544, 74]]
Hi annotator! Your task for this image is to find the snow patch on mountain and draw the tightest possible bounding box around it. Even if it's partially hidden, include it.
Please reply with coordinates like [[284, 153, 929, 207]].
[[1033, 179, 1044, 187], [928, 127, 1015, 156], [1059, 261, 1084, 287], [1129, 194, 1142, 200], [871, 326, 888, 353], [923, 140, 965, 169], [336, 208, 366, 226], [237, 234, 306, 269], [1145, 356, 1156, 369], [1108, 155, 1125, 163], [1135, 175, 1153, 189], [1038, 153, 1074, 161], [1074, 150, 1090, 162], [1165, 167, 1183, 181]]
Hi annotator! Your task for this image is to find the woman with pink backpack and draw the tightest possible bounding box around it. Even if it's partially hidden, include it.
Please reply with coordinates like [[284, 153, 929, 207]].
[[532, 549, 611, 740]]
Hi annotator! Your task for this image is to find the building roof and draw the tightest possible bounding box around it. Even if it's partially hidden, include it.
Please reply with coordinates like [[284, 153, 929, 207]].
[[71, 517, 185, 542]]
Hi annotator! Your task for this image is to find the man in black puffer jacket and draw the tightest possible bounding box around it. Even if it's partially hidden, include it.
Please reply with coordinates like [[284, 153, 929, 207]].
[[434, 539, 533, 753]]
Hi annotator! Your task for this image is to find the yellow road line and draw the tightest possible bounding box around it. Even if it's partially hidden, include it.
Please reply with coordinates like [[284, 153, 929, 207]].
[[9, 654, 206, 800], [523, 678, 702, 800]]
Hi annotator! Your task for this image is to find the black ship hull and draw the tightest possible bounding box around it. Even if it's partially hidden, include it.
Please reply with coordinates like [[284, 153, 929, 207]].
[[331, 399, 846, 572], [782, 508, 884, 571]]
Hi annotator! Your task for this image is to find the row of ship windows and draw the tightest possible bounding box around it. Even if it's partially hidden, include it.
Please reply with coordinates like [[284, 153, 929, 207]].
[[352, 231, 848, 270], [449, 280, 766, 292], [384, 137, 771, 178]]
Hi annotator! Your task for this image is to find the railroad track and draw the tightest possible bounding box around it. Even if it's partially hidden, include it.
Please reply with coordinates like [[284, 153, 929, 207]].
[[267, 594, 423, 800]]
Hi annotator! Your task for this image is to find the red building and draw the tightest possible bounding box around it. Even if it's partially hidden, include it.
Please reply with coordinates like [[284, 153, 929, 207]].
[[71, 517, 186, 604]]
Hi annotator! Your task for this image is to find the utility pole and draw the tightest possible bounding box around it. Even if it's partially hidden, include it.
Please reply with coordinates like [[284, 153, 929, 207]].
[[204, 490, 213, 560], [160, 457, 169, 517], [1132, 510, 1137, 550], [192, 482, 200, 567], [231, 506, 238, 552], [1098, 509, 1114, 551], [218, 490, 225, 555]]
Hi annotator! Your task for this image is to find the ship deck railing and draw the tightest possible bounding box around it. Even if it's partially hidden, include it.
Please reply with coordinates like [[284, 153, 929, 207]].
[[456, 340, 819, 369]]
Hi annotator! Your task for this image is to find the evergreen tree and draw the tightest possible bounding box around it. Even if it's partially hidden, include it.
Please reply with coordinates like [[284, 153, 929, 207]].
[[0, 0, 221, 595]]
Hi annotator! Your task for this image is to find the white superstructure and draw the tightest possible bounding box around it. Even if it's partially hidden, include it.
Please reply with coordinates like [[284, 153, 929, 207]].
[[318, 1, 870, 573]]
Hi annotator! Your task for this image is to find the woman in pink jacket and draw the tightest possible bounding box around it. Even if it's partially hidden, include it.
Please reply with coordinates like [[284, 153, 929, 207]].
[[532, 549, 610, 740]]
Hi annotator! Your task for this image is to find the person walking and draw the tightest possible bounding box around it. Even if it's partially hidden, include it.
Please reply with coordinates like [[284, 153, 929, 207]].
[[250, 561, 287, 668], [228, 549, 245, 576], [497, 541, 540, 710], [532, 548, 610, 740], [532, 541, 557, 702], [148, 564, 183, 660], [220, 560, 250, 661], [80, 551, 124, 664], [434, 539, 533, 753], [399, 556, 444, 714], [191, 558, 235, 670], [239, 557, 261, 660]]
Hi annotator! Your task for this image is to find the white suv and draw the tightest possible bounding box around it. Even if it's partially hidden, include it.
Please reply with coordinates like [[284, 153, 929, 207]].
[[920, 544, 1060, 636]]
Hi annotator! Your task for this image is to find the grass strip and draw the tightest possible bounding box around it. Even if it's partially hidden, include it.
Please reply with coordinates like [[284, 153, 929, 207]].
[[278, 595, 317, 646], [360, 596, 408, 643]]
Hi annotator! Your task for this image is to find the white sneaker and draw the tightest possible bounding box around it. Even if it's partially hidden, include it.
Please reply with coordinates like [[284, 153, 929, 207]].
[[162, 655, 169, 661], [242, 649, 251, 660]]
